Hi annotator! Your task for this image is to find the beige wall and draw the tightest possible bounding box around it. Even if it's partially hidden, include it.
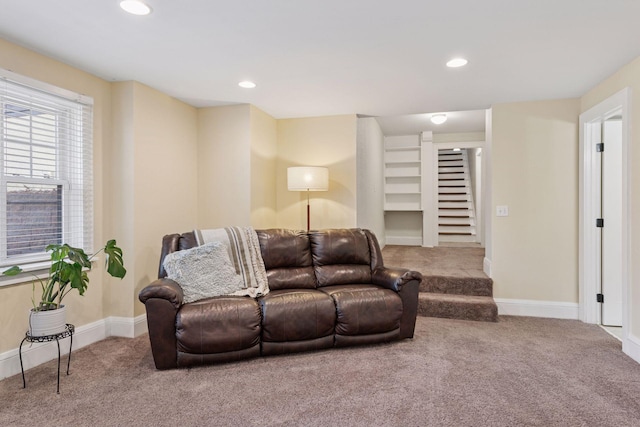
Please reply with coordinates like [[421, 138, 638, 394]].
[[0, 39, 112, 353], [109, 81, 199, 317], [132, 83, 198, 315], [197, 105, 252, 227], [277, 115, 358, 230], [491, 99, 580, 302], [581, 55, 640, 338], [250, 106, 278, 228]]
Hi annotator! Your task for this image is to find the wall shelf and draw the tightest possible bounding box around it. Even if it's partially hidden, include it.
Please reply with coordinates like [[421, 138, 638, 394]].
[[383, 134, 428, 245]]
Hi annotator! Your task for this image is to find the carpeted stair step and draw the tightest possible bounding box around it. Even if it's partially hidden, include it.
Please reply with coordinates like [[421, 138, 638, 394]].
[[420, 275, 493, 297], [418, 292, 498, 322]]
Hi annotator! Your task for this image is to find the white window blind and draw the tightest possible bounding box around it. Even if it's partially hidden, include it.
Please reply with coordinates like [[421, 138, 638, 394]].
[[0, 69, 94, 269]]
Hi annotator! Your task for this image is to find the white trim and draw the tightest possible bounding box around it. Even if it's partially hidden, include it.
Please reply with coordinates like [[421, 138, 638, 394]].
[[483, 257, 492, 277], [623, 334, 640, 364], [495, 298, 579, 319], [0, 67, 93, 105], [107, 314, 148, 338], [0, 314, 147, 380], [421, 132, 437, 247]]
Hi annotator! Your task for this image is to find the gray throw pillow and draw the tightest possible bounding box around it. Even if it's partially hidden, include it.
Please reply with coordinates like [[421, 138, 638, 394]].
[[163, 241, 244, 303]]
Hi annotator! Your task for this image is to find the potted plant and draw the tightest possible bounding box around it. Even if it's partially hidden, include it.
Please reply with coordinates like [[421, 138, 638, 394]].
[[2, 240, 126, 336]]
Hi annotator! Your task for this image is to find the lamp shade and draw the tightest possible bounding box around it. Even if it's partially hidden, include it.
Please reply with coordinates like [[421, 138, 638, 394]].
[[287, 166, 329, 191]]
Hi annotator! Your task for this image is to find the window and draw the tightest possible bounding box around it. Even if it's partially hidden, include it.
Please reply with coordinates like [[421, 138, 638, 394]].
[[0, 69, 93, 272]]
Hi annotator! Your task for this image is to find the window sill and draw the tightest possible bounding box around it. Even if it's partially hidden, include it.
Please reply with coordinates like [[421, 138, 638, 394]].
[[0, 261, 51, 287], [0, 259, 98, 288]]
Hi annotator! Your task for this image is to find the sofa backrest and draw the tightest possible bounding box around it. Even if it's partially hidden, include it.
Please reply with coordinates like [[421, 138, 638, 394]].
[[158, 232, 198, 278], [309, 228, 373, 287], [157, 228, 385, 290], [256, 229, 316, 290]]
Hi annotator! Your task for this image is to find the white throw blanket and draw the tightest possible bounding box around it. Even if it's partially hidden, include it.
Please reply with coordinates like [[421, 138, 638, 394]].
[[194, 227, 269, 298]]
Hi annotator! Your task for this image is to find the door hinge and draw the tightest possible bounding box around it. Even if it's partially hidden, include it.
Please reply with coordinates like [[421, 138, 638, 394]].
[[596, 218, 604, 228], [597, 293, 604, 303], [596, 143, 604, 152]]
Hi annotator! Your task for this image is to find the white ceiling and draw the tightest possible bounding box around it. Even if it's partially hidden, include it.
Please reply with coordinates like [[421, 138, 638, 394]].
[[1, 0, 639, 124], [375, 109, 487, 136]]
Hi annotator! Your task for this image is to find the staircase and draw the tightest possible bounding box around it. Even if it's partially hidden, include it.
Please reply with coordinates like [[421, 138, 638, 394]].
[[381, 245, 498, 323], [418, 275, 498, 322], [438, 149, 477, 243]]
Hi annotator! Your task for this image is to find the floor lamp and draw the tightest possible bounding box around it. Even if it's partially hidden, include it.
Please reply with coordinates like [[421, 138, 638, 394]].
[[287, 166, 329, 231]]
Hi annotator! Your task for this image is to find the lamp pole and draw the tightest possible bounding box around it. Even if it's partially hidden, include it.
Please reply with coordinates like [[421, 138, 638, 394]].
[[306, 189, 310, 231]]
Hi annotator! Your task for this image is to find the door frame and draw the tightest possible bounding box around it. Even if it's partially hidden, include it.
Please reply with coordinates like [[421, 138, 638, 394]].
[[578, 88, 630, 338], [426, 140, 485, 247]]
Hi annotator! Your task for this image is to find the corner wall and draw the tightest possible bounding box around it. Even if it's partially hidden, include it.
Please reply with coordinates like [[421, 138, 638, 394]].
[[356, 118, 385, 244], [110, 81, 199, 318], [276, 115, 358, 230], [250, 106, 278, 228], [197, 105, 252, 227]]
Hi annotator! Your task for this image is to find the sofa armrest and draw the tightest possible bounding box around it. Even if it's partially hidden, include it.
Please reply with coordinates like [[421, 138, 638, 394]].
[[372, 267, 422, 292], [372, 267, 422, 339], [139, 278, 184, 308], [138, 278, 183, 369]]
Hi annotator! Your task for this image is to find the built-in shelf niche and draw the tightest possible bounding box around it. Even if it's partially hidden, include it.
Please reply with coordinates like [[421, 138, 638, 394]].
[[383, 133, 431, 245]]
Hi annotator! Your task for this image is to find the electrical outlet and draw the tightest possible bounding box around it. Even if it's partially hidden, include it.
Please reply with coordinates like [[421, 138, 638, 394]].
[[496, 205, 509, 217]]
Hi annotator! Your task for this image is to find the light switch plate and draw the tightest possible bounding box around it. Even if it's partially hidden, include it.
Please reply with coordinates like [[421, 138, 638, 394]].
[[496, 205, 509, 217]]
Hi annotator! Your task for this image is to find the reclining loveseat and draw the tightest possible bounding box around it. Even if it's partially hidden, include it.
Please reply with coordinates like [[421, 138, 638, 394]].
[[139, 228, 422, 369]]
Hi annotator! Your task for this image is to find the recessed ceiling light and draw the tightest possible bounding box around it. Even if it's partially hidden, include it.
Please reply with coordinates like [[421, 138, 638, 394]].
[[120, 0, 152, 16], [431, 114, 447, 125], [238, 81, 256, 89], [446, 58, 468, 68]]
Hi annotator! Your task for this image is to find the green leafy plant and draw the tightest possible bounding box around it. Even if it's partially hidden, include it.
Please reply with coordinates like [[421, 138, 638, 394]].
[[2, 240, 126, 311]]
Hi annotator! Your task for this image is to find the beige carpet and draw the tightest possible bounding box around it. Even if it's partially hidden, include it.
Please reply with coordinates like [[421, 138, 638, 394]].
[[2, 316, 639, 426], [382, 245, 486, 278], [383, 245, 498, 322]]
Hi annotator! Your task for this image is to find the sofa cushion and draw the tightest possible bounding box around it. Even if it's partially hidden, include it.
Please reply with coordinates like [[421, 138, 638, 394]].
[[176, 296, 261, 354], [257, 229, 316, 290], [320, 285, 403, 336], [309, 229, 372, 286], [163, 241, 244, 303], [258, 289, 335, 342]]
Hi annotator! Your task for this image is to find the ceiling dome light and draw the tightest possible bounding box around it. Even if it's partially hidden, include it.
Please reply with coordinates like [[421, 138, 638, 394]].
[[446, 58, 468, 68], [430, 114, 447, 125], [120, 0, 152, 16], [238, 81, 257, 89]]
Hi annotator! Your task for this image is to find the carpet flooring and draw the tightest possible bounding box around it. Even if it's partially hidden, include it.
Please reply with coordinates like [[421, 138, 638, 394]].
[[381, 245, 487, 278], [2, 316, 639, 426], [382, 245, 498, 322]]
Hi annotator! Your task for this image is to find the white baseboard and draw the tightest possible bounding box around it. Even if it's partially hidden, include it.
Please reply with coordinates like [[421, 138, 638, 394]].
[[107, 314, 148, 338], [386, 236, 423, 246], [0, 314, 147, 381], [495, 298, 579, 319], [623, 333, 640, 365], [483, 257, 491, 277]]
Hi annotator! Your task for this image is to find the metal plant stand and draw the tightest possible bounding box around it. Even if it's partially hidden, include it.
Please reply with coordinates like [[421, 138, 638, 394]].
[[19, 324, 74, 394]]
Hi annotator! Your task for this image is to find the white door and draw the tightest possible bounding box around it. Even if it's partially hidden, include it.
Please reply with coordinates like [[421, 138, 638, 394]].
[[600, 117, 623, 326], [579, 87, 629, 335]]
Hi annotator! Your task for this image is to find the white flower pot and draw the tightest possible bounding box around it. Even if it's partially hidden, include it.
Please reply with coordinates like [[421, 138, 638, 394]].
[[29, 305, 67, 336]]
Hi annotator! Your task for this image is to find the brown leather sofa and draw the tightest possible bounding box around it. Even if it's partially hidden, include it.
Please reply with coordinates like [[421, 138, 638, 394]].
[[139, 228, 422, 369]]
